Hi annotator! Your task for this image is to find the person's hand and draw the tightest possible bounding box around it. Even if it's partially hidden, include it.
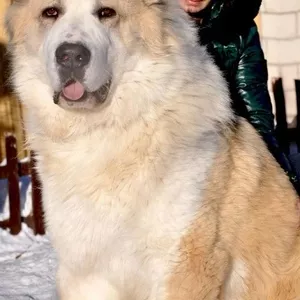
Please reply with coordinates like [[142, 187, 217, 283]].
[[179, 0, 211, 13]]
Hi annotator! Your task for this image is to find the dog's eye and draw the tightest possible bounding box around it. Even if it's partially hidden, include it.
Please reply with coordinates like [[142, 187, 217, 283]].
[[97, 7, 116, 19], [42, 7, 60, 19]]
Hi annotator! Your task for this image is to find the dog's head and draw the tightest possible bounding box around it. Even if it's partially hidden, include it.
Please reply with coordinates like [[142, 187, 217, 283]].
[[5, 0, 196, 123]]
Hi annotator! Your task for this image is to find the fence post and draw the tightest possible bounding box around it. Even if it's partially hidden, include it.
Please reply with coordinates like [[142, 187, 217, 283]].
[[295, 80, 300, 152], [30, 151, 45, 235], [5, 135, 21, 235], [272, 77, 289, 154]]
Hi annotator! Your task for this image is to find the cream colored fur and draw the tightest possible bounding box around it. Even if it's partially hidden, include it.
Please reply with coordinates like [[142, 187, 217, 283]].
[[5, 0, 300, 299]]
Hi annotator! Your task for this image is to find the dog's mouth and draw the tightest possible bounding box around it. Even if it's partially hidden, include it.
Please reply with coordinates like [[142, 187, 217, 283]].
[[53, 79, 111, 110], [61, 80, 86, 102]]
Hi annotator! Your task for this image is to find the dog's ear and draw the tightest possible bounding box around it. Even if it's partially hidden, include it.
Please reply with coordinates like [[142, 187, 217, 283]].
[[139, 3, 166, 56], [4, 0, 27, 43], [5, 5, 15, 42]]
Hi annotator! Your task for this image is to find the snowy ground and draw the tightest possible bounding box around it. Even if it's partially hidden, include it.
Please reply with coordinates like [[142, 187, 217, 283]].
[[0, 158, 32, 221], [0, 157, 57, 299], [0, 225, 57, 300]]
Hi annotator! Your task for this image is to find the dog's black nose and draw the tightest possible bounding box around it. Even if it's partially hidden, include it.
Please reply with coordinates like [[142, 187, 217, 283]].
[[55, 43, 91, 69]]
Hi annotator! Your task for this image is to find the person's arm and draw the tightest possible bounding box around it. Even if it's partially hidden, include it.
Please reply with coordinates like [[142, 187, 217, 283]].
[[235, 24, 274, 134], [235, 23, 300, 195]]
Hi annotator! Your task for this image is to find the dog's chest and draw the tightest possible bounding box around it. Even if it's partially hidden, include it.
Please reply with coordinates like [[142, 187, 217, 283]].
[[39, 133, 218, 299], [42, 160, 205, 299]]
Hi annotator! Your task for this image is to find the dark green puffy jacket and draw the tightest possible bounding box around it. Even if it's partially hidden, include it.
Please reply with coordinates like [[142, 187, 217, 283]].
[[189, 0, 300, 195]]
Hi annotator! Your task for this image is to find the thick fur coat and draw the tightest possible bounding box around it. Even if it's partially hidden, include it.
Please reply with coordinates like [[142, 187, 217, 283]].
[[5, 0, 300, 299]]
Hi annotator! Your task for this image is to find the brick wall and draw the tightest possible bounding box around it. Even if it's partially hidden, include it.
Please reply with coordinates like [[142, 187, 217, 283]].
[[260, 0, 300, 124]]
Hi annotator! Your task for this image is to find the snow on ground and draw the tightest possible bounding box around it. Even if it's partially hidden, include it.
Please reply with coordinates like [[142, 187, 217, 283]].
[[0, 176, 32, 221], [0, 224, 57, 300], [0, 158, 57, 299], [0, 157, 33, 221]]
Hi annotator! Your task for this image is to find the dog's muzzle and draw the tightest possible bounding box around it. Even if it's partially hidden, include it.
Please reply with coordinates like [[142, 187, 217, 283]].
[[53, 42, 111, 110], [55, 43, 90, 100]]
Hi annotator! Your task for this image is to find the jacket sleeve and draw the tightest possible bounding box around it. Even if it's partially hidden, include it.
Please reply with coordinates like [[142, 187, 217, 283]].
[[234, 23, 300, 195], [235, 23, 273, 135]]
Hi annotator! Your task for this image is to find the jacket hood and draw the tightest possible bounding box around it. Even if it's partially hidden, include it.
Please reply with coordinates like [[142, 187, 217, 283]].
[[214, 0, 261, 21], [192, 0, 262, 31]]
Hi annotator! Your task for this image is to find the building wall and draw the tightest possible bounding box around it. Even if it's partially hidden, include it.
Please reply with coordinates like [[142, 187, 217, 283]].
[[260, 0, 300, 124]]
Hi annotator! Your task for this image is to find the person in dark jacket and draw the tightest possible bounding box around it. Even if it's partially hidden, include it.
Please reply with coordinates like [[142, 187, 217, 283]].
[[180, 0, 300, 195]]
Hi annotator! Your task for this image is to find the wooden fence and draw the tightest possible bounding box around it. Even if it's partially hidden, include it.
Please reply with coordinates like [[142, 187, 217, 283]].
[[0, 135, 45, 235], [272, 78, 300, 154]]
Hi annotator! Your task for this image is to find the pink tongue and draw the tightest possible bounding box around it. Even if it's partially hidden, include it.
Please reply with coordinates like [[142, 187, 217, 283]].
[[62, 81, 85, 101]]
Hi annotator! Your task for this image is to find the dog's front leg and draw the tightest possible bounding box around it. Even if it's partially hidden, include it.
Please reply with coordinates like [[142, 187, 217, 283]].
[[165, 245, 230, 300], [56, 265, 120, 300]]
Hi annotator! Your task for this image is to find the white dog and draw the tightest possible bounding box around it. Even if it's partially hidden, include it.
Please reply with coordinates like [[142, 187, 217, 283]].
[[5, 0, 300, 299]]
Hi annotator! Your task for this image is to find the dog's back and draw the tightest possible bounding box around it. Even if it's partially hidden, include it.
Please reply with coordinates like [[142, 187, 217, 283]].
[[165, 118, 300, 299]]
